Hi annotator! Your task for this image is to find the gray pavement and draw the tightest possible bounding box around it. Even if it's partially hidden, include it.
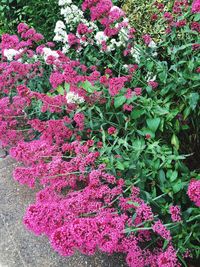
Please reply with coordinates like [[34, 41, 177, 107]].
[[0, 155, 126, 267]]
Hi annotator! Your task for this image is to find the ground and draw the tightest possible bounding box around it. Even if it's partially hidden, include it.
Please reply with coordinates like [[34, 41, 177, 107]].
[[0, 153, 126, 267]]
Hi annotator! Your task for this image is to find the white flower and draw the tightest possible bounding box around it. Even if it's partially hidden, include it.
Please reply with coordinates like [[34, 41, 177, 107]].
[[58, 0, 72, 6], [62, 44, 70, 54], [60, 5, 83, 27], [53, 25, 68, 43], [130, 47, 141, 64], [148, 41, 157, 49], [53, 34, 64, 42], [123, 64, 129, 71], [95, 31, 108, 45], [3, 49, 21, 61], [123, 18, 129, 23], [146, 72, 157, 82], [119, 28, 129, 43], [54, 20, 66, 31], [110, 6, 121, 12], [42, 48, 59, 63], [66, 92, 85, 104]]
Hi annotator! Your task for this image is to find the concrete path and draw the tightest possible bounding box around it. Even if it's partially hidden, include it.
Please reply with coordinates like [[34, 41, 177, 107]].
[[0, 155, 126, 267]]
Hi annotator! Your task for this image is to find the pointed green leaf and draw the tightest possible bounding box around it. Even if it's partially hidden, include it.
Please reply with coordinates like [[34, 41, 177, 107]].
[[146, 118, 161, 133]]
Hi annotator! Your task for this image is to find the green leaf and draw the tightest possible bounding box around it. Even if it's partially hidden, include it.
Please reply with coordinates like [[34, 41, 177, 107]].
[[158, 169, 166, 188], [127, 201, 140, 207], [183, 107, 191, 119], [131, 109, 145, 119], [56, 85, 64, 95], [64, 83, 70, 92], [171, 134, 179, 150], [80, 80, 96, 93], [146, 61, 154, 71], [170, 170, 178, 182], [162, 240, 169, 250], [146, 118, 161, 133], [194, 13, 200, 22], [172, 179, 183, 193], [188, 93, 199, 110], [132, 139, 145, 151], [114, 95, 126, 108], [116, 161, 125, 170]]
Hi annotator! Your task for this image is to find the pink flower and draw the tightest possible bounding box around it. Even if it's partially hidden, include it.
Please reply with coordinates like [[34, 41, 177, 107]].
[[74, 113, 85, 131], [191, 22, 200, 33], [123, 104, 133, 112], [134, 87, 142, 96], [142, 34, 152, 45], [17, 23, 29, 34], [108, 126, 116, 135], [49, 72, 64, 88], [192, 0, 200, 13], [175, 20, 187, 28], [163, 12, 173, 21], [157, 246, 178, 267], [125, 88, 133, 99], [192, 43, 200, 50], [169, 205, 181, 222], [187, 179, 200, 207], [145, 134, 151, 139], [77, 23, 90, 35], [67, 33, 80, 47], [151, 14, 158, 21], [152, 220, 171, 241], [16, 85, 30, 97], [148, 81, 159, 89], [108, 77, 127, 96], [136, 203, 153, 222]]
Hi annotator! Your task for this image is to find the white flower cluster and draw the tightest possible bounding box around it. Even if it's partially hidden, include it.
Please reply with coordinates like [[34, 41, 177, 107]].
[[148, 41, 158, 57], [66, 91, 85, 104], [54, 21, 68, 42], [130, 47, 141, 64], [58, 0, 84, 31], [3, 49, 22, 61], [42, 47, 59, 63], [146, 72, 157, 82], [58, 0, 72, 6], [54, 1, 98, 54], [95, 31, 108, 46]]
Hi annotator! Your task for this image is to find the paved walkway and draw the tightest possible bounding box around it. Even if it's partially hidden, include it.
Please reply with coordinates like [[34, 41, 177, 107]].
[[0, 155, 126, 267]]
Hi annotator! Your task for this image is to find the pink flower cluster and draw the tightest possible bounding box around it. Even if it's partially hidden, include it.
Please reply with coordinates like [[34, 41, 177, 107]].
[[1, 1, 198, 262], [187, 179, 200, 207], [192, 0, 200, 13], [169, 205, 182, 222]]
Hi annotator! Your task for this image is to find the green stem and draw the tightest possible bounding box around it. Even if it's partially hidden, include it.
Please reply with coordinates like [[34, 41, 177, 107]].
[[187, 214, 200, 223]]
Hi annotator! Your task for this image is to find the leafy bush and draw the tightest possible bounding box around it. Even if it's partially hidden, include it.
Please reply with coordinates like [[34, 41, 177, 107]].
[[122, 0, 159, 35], [0, 0, 60, 39], [0, 0, 200, 266]]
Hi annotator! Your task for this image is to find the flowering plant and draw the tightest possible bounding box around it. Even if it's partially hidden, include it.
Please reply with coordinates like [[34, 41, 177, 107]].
[[0, 0, 200, 266]]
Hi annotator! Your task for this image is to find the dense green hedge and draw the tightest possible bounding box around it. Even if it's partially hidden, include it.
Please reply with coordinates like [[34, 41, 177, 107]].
[[0, 0, 60, 39]]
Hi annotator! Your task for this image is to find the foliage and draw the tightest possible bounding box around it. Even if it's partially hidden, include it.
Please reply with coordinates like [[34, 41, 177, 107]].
[[122, 0, 161, 36], [0, 0, 200, 266], [0, 0, 60, 40]]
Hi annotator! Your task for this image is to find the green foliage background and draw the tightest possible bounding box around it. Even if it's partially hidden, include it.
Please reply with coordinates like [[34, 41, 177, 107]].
[[0, 0, 60, 39]]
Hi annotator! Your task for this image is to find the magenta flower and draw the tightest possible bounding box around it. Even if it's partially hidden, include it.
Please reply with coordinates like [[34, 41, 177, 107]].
[[192, 0, 200, 13], [169, 205, 181, 222], [187, 179, 200, 207], [108, 126, 117, 135]]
